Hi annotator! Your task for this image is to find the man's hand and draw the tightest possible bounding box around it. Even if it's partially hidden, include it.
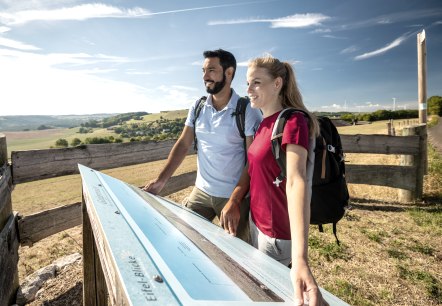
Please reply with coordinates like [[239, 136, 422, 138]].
[[219, 199, 241, 236], [142, 179, 166, 195]]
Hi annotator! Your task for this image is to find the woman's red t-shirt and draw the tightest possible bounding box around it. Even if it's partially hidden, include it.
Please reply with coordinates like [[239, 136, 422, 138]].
[[248, 110, 309, 240]]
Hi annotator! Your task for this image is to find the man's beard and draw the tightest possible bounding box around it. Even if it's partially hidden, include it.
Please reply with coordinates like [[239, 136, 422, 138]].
[[205, 73, 226, 94]]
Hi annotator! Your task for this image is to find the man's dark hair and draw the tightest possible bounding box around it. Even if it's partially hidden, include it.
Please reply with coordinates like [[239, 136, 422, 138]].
[[203, 49, 236, 79]]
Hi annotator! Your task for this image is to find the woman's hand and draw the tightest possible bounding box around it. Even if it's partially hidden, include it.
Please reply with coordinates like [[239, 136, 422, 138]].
[[291, 261, 329, 306]]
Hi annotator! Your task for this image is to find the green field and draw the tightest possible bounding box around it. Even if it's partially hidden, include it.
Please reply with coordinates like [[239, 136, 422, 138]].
[[3, 109, 189, 157], [4, 127, 118, 155]]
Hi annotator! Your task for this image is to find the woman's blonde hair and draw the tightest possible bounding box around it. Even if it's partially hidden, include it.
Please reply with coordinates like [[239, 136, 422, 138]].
[[249, 55, 319, 137]]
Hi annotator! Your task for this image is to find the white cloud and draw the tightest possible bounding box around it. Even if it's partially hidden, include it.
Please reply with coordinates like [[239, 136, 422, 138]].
[[0, 26, 11, 33], [312, 28, 331, 33], [321, 34, 347, 39], [354, 33, 410, 60], [340, 45, 358, 54], [208, 13, 330, 28], [0, 3, 151, 26], [0, 37, 40, 50], [237, 61, 249, 67], [0, 48, 182, 115], [271, 14, 330, 28]]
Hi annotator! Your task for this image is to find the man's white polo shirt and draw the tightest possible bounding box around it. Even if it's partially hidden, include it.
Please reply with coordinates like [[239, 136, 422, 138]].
[[185, 90, 262, 198]]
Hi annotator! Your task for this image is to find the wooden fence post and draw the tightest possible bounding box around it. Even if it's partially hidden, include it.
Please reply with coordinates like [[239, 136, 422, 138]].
[[82, 194, 108, 306], [0, 134, 19, 306], [398, 125, 427, 202]]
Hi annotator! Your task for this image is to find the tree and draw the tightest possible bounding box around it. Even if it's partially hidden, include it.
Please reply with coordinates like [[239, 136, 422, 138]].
[[428, 96, 442, 116], [55, 138, 69, 147], [70, 138, 82, 146]]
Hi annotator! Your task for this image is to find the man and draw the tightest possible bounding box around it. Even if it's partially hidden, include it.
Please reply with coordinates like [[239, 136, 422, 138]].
[[143, 49, 262, 242]]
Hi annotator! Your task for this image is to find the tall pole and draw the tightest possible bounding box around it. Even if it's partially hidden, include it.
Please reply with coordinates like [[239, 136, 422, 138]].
[[417, 30, 427, 123]]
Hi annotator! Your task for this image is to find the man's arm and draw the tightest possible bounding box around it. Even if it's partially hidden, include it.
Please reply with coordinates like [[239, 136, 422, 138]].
[[219, 135, 253, 235], [142, 125, 194, 194]]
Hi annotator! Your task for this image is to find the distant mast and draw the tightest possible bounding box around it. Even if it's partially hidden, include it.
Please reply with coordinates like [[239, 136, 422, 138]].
[[417, 30, 427, 124]]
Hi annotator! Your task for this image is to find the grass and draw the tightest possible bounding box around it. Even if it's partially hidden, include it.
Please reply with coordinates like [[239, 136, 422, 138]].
[[4, 127, 117, 155], [9, 117, 442, 305]]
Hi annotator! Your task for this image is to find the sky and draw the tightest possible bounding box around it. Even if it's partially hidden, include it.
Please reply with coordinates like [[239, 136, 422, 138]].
[[0, 0, 441, 116]]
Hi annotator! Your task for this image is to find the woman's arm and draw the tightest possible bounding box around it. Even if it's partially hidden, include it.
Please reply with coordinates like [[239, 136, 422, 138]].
[[286, 143, 327, 306]]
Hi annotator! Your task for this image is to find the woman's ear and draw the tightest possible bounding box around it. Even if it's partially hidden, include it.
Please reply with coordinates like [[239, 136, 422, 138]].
[[275, 76, 283, 91]]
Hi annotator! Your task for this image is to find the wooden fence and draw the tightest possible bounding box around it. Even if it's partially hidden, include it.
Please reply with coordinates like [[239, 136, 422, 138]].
[[0, 125, 427, 305]]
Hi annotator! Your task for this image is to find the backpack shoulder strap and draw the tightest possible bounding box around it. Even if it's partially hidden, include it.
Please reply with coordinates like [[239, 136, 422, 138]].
[[234, 97, 249, 139], [233, 96, 249, 164], [270, 108, 309, 187], [193, 96, 207, 151]]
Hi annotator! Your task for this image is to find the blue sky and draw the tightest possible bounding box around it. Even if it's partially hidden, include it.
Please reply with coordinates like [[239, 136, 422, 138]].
[[0, 0, 441, 116]]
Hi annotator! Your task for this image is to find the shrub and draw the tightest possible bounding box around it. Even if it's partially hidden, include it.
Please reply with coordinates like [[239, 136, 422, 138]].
[[55, 138, 68, 147]]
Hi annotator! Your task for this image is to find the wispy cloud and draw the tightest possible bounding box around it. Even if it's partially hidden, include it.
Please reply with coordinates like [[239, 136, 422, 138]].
[[0, 2, 273, 26], [354, 33, 410, 60], [0, 26, 11, 33], [0, 37, 40, 50], [208, 13, 330, 28], [0, 4, 151, 25], [337, 9, 442, 31], [312, 28, 331, 33], [321, 34, 347, 39], [340, 45, 358, 54]]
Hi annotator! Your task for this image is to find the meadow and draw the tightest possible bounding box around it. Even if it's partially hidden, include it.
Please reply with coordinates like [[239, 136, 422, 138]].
[[8, 117, 442, 305]]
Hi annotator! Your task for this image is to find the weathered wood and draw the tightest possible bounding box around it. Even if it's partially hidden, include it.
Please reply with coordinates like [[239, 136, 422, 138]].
[[417, 30, 427, 124], [0, 165, 13, 231], [83, 195, 100, 306], [83, 190, 130, 305], [346, 164, 417, 191], [0, 213, 19, 306], [340, 134, 420, 154], [0, 134, 7, 166], [18, 202, 82, 246], [398, 125, 427, 202], [11, 140, 195, 184]]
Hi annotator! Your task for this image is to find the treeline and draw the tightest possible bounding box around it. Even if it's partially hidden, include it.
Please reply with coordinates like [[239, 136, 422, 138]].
[[53, 117, 185, 148], [340, 109, 418, 122], [113, 118, 184, 139], [81, 112, 148, 128]]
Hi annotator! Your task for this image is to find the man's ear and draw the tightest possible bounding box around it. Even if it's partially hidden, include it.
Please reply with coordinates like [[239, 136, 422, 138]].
[[225, 67, 234, 80]]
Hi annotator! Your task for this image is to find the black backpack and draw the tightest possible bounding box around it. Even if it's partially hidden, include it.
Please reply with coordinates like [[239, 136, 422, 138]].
[[271, 108, 349, 244], [193, 96, 249, 163]]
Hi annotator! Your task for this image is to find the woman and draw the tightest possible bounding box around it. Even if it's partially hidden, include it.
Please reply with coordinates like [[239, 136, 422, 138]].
[[221, 55, 327, 306]]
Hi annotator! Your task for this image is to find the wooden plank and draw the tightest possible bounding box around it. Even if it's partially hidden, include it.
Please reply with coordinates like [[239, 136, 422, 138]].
[[0, 213, 20, 306], [0, 165, 13, 230], [11, 140, 195, 184], [0, 134, 7, 166], [18, 202, 82, 246], [340, 134, 420, 154], [83, 195, 99, 306], [346, 164, 417, 191]]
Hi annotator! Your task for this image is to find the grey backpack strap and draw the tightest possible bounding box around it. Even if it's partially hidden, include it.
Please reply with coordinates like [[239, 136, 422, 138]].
[[193, 96, 207, 151]]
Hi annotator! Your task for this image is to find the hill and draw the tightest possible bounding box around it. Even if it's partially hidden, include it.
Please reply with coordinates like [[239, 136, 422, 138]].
[[0, 114, 118, 132]]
